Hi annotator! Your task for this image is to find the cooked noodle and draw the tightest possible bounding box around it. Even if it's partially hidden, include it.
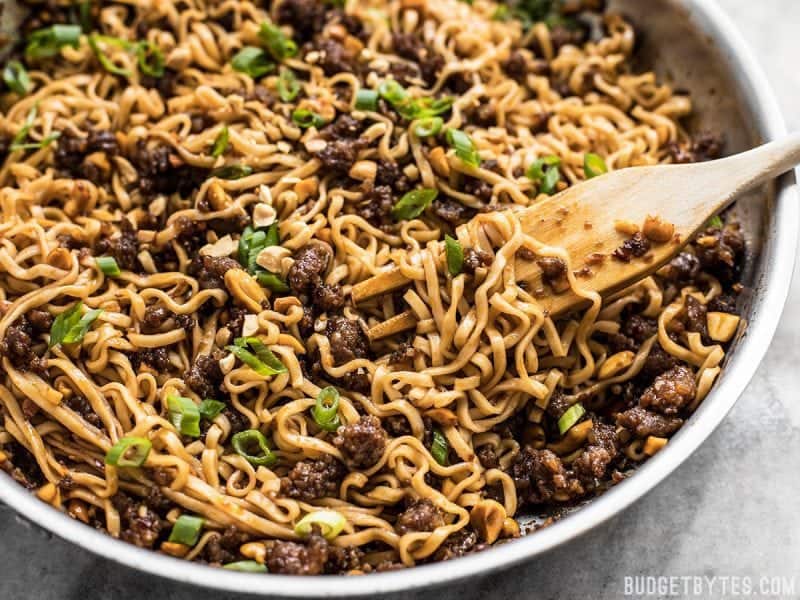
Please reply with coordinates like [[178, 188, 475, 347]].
[[0, 0, 745, 574]]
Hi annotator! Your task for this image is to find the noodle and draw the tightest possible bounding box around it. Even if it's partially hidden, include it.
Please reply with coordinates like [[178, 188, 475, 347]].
[[0, 0, 746, 574]]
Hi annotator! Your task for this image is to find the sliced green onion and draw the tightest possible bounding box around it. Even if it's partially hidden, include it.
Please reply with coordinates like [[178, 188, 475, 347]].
[[11, 105, 37, 148], [88, 34, 133, 77], [557, 403, 586, 435], [212, 164, 253, 179], [706, 215, 723, 229], [584, 153, 608, 179], [255, 271, 289, 292], [137, 40, 165, 78], [259, 22, 297, 61], [294, 510, 346, 540], [413, 116, 443, 138], [526, 155, 561, 195], [95, 256, 120, 277], [25, 24, 81, 59], [444, 235, 464, 276], [264, 222, 280, 247], [291, 108, 327, 129], [395, 96, 453, 120], [3, 61, 31, 95], [105, 436, 152, 467], [231, 46, 274, 78], [10, 132, 61, 152], [445, 128, 481, 167], [391, 188, 438, 221], [211, 126, 229, 158], [378, 79, 408, 105], [50, 302, 103, 347], [78, 0, 93, 32], [228, 337, 287, 376], [198, 399, 226, 421], [312, 386, 341, 432], [277, 67, 300, 102], [355, 88, 378, 111], [231, 429, 277, 467], [167, 395, 201, 438], [492, 5, 511, 20], [168, 515, 204, 546], [238, 225, 279, 274], [431, 428, 448, 466], [223, 561, 268, 572]]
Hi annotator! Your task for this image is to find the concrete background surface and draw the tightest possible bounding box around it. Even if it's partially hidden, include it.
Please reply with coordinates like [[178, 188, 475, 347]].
[[1, 1, 798, 598]]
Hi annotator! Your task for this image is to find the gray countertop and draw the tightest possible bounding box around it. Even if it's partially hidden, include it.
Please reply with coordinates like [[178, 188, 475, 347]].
[[2, 2, 799, 598]]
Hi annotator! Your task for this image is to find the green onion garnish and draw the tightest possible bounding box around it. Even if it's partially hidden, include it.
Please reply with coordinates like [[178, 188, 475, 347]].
[[10, 105, 38, 149], [211, 126, 229, 158], [227, 337, 287, 376], [137, 40, 165, 78], [223, 561, 268, 572], [3, 61, 31, 95], [88, 34, 133, 77], [557, 403, 586, 435], [378, 79, 408, 105], [414, 116, 443, 138], [526, 155, 561, 195], [294, 510, 346, 540], [291, 108, 327, 129], [78, 0, 92, 32], [259, 22, 297, 61], [492, 5, 510, 20], [231, 46, 274, 78], [231, 429, 277, 467], [198, 399, 226, 421], [391, 188, 438, 221], [255, 271, 289, 292], [167, 395, 201, 438], [49, 301, 103, 347], [445, 129, 481, 167], [444, 235, 464, 276], [25, 24, 81, 59], [706, 215, 723, 229], [95, 256, 120, 277], [277, 67, 300, 102], [395, 96, 453, 120], [105, 436, 152, 467], [211, 164, 253, 179], [584, 153, 608, 179], [10, 132, 61, 152], [264, 221, 280, 247], [168, 515, 205, 546], [355, 88, 378, 111], [238, 224, 279, 275], [431, 428, 448, 465], [311, 386, 341, 432]]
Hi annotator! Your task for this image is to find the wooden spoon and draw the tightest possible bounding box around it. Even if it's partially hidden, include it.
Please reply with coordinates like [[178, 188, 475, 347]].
[[356, 134, 800, 341]]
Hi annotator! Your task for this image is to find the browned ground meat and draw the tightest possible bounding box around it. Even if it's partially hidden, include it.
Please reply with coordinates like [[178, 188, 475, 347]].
[[667, 132, 724, 163], [0, 320, 47, 374], [63, 395, 102, 428], [184, 354, 223, 398], [276, 0, 331, 41], [463, 175, 494, 203], [201, 525, 250, 565], [708, 293, 738, 314], [694, 224, 745, 282], [111, 491, 164, 549], [661, 251, 701, 284], [639, 365, 696, 415], [287, 244, 331, 294], [320, 115, 364, 141], [433, 527, 483, 561], [545, 390, 572, 419], [96, 218, 139, 271], [391, 32, 444, 85], [314, 138, 367, 175], [463, 247, 493, 274], [25, 309, 53, 333], [395, 499, 445, 534], [375, 160, 413, 194], [314, 38, 360, 77], [130, 347, 170, 372], [129, 140, 208, 197], [188, 255, 241, 290], [388, 343, 416, 365], [280, 454, 345, 501], [432, 197, 477, 226], [537, 256, 569, 293], [312, 283, 345, 312], [612, 232, 651, 262], [623, 314, 658, 343], [683, 295, 708, 338], [477, 445, 499, 469], [333, 415, 388, 469], [617, 407, 683, 437], [573, 422, 619, 483], [640, 344, 679, 380], [265, 533, 329, 575], [54, 129, 119, 181], [1, 441, 45, 490], [326, 316, 369, 364], [357, 184, 395, 227], [326, 544, 366, 574], [384, 414, 412, 437], [511, 447, 583, 504], [503, 50, 528, 80]]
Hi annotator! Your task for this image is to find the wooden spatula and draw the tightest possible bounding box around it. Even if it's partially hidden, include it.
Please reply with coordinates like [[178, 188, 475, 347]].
[[355, 134, 800, 341]]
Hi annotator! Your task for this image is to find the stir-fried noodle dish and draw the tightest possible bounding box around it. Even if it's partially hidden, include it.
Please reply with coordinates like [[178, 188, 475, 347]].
[[0, 0, 746, 575]]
